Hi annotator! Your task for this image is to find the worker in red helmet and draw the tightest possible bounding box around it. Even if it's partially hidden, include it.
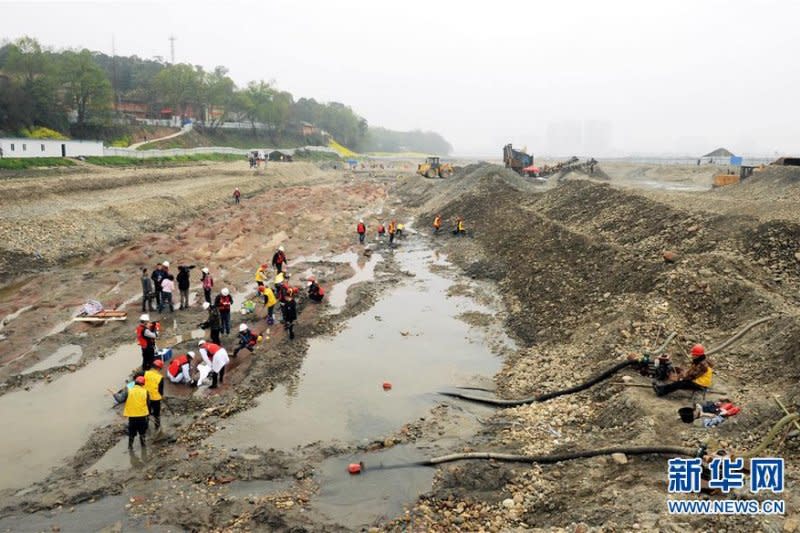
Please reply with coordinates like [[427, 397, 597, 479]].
[[255, 263, 269, 290], [654, 344, 714, 396], [124, 374, 150, 449], [144, 359, 165, 431]]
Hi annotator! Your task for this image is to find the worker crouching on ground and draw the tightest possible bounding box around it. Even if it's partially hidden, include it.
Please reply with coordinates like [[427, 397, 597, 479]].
[[144, 359, 165, 431], [433, 214, 442, 234], [259, 285, 277, 325], [233, 323, 258, 357], [124, 375, 150, 449], [136, 314, 159, 370], [199, 301, 222, 344], [453, 216, 466, 236], [283, 290, 298, 339], [198, 340, 230, 389], [307, 276, 325, 302], [654, 344, 713, 396], [357, 219, 366, 244], [168, 351, 196, 385]]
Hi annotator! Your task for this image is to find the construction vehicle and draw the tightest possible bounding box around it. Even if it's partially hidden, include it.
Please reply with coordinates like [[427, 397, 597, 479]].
[[503, 144, 534, 175], [417, 156, 454, 178]]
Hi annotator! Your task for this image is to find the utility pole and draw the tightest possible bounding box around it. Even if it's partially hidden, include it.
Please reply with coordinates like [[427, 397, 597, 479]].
[[169, 35, 176, 64], [111, 35, 118, 112]]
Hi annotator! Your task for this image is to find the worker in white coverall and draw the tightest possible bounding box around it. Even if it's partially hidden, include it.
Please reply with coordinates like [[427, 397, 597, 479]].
[[197, 340, 230, 389]]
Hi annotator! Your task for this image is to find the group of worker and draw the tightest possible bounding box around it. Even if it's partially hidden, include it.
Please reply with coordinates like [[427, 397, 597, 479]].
[[355, 219, 406, 246], [128, 244, 330, 447], [432, 214, 465, 236]]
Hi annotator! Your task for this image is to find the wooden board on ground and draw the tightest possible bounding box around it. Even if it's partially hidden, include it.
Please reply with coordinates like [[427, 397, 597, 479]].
[[73, 310, 128, 322]]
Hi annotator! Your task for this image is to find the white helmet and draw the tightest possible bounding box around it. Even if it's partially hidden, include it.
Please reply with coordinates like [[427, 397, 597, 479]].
[[187, 351, 196, 359], [202, 267, 209, 274], [307, 281, 312, 287], [359, 219, 364, 223], [202, 301, 210, 310], [239, 323, 248, 332], [278, 245, 285, 252], [198, 340, 206, 346], [162, 261, 170, 267], [139, 314, 150, 322], [221, 288, 230, 296]]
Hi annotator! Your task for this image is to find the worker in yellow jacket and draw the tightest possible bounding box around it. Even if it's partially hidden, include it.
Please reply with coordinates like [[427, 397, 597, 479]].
[[255, 263, 269, 289], [144, 359, 165, 431], [259, 285, 278, 325], [654, 344, 713, 396], [124, 375, 150, 449]]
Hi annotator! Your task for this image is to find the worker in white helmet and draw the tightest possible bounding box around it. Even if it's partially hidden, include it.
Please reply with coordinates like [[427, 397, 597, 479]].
[[214, 287, 233, 335], [272, 245, 288, 274], [167, 351, 196, 385], [233, 323, 258, 357]]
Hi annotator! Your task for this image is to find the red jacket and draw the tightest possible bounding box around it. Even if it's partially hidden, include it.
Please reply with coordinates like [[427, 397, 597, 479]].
[[168, 354, 190, 377], [216, 294, 232, 312], [357, 223, 366, 234], [136, 324, 153, 348], [203, 342, 223, 357]]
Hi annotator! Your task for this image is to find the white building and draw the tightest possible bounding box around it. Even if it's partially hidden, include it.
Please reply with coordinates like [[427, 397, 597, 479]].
[[0, 138, 104, 158]]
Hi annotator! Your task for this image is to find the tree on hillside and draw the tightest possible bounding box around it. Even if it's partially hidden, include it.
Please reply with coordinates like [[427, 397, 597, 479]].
[[60, 50, 112, 127], [201, 66, 236, 127], [153, 63, 203, 117], [0, 37, 66, 132]]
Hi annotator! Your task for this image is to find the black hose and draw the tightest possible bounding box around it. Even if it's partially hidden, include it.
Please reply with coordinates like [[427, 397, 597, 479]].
[[440, 360, 635, 407], [370, 445, 696, 470]]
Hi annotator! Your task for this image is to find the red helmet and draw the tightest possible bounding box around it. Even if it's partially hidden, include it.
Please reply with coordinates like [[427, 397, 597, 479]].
[[307, 275, 316, 282], [153, 359, 164, 369], [260, 263, 268, 269], [691, 344, 706, 357], [135, 375, 145, 385]]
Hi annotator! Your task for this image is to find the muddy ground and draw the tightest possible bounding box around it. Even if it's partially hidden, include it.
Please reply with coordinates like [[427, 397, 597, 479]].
[[1, 160, 799, 532]]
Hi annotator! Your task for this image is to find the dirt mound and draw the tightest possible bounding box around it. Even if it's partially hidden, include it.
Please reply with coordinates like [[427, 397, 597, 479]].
[[398, 172, 800, 531]]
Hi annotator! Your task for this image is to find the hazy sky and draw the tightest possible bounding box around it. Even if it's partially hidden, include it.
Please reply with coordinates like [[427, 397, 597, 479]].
[[1, 0, 798, 156]]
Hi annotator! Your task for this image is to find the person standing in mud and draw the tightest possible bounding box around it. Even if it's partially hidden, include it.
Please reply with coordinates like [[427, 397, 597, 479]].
[[433, 214, 442, 234], [214, 287, 233, 335], [144, 359, 165, 431], [124, 375, 150, 449], [233, 187, 241, 205], [282, 289, 298, 340], [272, 245, 288, 274], [136, 314, 158, 370], [376, 222, 386, 241], [452, 216, 465, 236], [141, 268, 155, 312], [255, 263, 269, 290], [259, 285, 277, 325], [151, 263, 166, 311], [199, 301, 222, 344], [357, 219, 366, 244], [160, 274, 175, 313], [176, 264, 195, 310], [200, 267, 213, 303], [388, 220, 397, 246]]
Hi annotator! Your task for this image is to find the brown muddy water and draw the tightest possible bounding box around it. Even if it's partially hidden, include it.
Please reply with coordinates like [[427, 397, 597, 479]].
[[0, 344, 138, 492], [208, 247, 505, 451]]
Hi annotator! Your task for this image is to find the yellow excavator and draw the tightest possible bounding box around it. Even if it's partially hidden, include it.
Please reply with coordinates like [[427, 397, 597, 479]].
[[417, 156, 454, 178]]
